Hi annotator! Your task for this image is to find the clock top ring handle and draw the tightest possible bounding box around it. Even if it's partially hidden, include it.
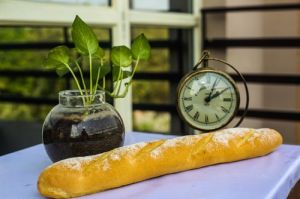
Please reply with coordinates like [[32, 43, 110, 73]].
[[193, 51, 249, 127]]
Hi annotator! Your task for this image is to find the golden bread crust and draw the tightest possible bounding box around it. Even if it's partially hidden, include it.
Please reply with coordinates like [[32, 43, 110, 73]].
[[38, 128, 282, 198]]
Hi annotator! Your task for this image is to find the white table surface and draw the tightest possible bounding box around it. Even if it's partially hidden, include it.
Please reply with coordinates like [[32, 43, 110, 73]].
[[0, 132, 300, 199]]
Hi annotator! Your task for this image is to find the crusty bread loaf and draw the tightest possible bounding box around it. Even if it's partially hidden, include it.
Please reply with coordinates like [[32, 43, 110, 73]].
[[37, 128, 282, 198]]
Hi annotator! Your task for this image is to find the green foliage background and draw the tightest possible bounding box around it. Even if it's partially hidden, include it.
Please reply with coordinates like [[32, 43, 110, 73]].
[[0, 27, 171, 132]]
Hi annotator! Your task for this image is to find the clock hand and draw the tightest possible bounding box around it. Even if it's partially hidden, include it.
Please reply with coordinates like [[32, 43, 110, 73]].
[[205, 78, 219, 102], [209, 87, 229, 101]]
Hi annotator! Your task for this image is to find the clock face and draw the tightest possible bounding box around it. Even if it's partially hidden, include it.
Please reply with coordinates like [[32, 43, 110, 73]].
[[177, 70, 240, 131]]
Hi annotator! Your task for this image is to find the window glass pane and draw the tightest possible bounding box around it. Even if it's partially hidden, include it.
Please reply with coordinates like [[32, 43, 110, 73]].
[[132, 80, 170, 104], [0, 77, 65, 98], [132, 27, 170, 72], [67, 27, 110, 42], [132, 27, 183, 73], [132, 27, 169, 40], [133, 110, 171, 133], [0, 27, 64, 43], [93, 28, 111, 41], [27, 0, 109, 6], [132, 0, 169, 11], [0, 103, 52, 121], [137, 49, 170, 73], [131, 0, 192, 13], [0, 50, 48, 70]]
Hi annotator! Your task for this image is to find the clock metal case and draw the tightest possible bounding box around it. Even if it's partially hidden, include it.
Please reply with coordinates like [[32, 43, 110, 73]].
[[176, 66, 240, 132]]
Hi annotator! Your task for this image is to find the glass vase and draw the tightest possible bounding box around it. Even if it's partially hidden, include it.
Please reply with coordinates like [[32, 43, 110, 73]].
[[42, 90, 125, 162]]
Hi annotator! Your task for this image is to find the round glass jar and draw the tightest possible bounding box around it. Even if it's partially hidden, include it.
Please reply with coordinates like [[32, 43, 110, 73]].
[[42, 90, 125, 162]]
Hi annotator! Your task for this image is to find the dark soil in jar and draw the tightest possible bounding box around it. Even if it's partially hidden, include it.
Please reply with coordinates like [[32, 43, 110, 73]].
[[43, 112, 124, 162]]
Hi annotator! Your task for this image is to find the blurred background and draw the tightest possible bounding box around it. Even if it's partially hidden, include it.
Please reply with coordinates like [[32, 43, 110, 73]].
[[0, 0, 300, 155]]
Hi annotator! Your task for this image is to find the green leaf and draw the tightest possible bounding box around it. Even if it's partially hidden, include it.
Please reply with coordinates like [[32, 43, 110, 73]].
[[92, 62, 111, 84], [99, 64, 111, 79], [56, 67, 69, 77], [131, 33, 151, 60], [92, 47, 105, 59], [71, 15, 99, 55], [111, 46, 132, 67], [55, 61, 78, 77], [43, 46, 70, 69], [112, 66, 132, 82]]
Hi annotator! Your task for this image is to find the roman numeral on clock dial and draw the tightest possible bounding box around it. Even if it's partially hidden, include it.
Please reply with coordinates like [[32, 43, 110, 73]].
[[193, 111, 199, 121], [223, 98, 232, 102], [183, 97, 192, 101], [221, 106, 229, 113], [205, 115, 209, 123], [185, 105, 193, 112], [215, 114, 220, 121]]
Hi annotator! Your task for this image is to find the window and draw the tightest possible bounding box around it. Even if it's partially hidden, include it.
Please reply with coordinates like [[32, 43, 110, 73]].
[[131, 27, 194, 134], [0, 0, 200, 134]]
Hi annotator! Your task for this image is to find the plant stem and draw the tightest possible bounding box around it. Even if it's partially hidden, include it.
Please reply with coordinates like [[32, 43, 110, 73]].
[[90, 59, 103, 102], [93, 59, 103, 95], [128, 58, 139, 84], [87, 54, 93, 104], [64, 63, 86, 105], [116, 69, 123, 96], [102, 76, 106, 90], [74, 60, 87, 95], [89, 54, 93, 95], [98, 84, 113, 97], [113, 75, 122, 96], [111, 66, 123, 96], [114, 58, 139, 98]]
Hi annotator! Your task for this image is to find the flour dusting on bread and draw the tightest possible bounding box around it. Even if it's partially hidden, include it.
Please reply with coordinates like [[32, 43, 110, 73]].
[[102, 159, 110, 171], [59, 155, 96, 170], [53, 128, 277, 170], [57, 128, 272, 171], [150, 135, 198, 158], [112, 142, 147, 159], [55, 142, 148, 171], [255, 128, 276, 144], [100, 142, 148, 170], [213, 128, 250, 145]]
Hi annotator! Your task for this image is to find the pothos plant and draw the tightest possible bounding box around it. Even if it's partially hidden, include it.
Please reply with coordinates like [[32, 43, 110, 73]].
[[44, 15, 151, 106]]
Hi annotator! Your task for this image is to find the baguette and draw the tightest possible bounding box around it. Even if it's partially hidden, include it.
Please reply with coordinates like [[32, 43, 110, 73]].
[[38, 128, 282, 198]]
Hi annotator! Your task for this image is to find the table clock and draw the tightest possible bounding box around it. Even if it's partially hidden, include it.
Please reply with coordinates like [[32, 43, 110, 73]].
[[176, 51, 249, 132]]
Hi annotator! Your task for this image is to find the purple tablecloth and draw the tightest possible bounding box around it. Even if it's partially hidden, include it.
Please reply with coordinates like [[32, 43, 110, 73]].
[[0, 132, 300, 199]]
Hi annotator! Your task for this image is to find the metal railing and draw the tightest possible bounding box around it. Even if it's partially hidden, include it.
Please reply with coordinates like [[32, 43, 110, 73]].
[[201, 3, 300, 122]]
